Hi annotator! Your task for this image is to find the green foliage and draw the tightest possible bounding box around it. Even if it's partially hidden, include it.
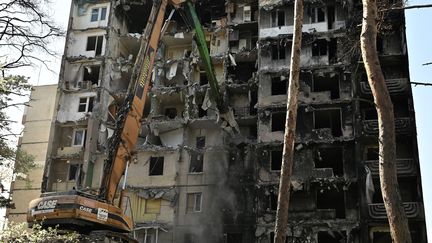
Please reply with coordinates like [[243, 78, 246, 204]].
[[0, 222, 80, 243], [0, 75, 35, 208]]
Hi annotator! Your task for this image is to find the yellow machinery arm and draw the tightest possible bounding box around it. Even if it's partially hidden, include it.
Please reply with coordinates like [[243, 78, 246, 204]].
[[28, 0, 238, 238]]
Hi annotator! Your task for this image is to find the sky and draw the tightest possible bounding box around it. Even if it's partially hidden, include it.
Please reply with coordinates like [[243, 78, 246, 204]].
[[405, 0, 432, 240], [2, 0, 432, 239]]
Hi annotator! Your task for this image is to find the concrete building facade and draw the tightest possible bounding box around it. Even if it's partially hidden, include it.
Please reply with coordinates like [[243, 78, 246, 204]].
[[7, 84, 57, 223], [39, 0, 426, 242]]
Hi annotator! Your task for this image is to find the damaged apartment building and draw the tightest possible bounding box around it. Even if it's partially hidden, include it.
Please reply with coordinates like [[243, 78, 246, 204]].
[[39, 0, 426, 242]]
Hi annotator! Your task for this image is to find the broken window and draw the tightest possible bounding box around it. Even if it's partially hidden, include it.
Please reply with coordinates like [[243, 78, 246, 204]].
[[199, 71, 208, 85], [372, 231, 392, 243], [315, 147, 344, 176], [312, 74, 340, 99], [271, 44, 286, 60], [363, 108, 378, 120], [196, 136, 205, 149], [68, 164, 79, 181], [225, 233, 243, 243], [366, 147, 379, 160], [317, 231, 346, 243], [189, 152, 204, 173], [312, 39, 328, 56], [86, 35, 103, 55], [271, 150, 283, 171], [198, 105, 207, 118], [317, 189, 345, 218], [72, 129, 86, 147], [165, 108, 177, 119], [271, 9, 285, 27], [228, 62, 256, 83], [311, 7, 326, 23], [145, 199, 161, 214], [271, 77, 287, 95], [271, 112, 286, 132], [186, 192, 202, 213], [83, 65, 100, 85], [314, 109, 342, 137], [90, 7, 107, 22], [270, 191, 278, 210], [78, 97, 94, 113], [149, 157, 164, 176]]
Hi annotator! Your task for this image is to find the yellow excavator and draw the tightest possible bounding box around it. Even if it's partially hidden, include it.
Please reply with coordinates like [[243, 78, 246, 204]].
[[27, 0, 239, 241]]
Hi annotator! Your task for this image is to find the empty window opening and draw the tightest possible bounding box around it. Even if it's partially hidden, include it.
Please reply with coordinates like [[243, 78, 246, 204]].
[[145, 199, 161, 214], [228, 62, 256, 83], [315, 147, 344, 176], [312, 74, 340, 99], [311, 7, 325, 23], [372, 231, 391, 243], [149, 157, 164, 176], [78, 97, 94, 113], [396, 139, 413, 158], [86, 35, 103, 55], [271, 77, 287, 95], [312, 39, 328, 57], [90, 7, 107, 22], [317, 231, 346, 243], [83, 66, 100, 85], [270, 192, 278, 210], [189, 152, 204, 173], [366, 147, 379, 160], [72, 129, 86, 147], [165, 107, 177, 119], [393, 99, 410, 117], [225, 233, 243, 243], [199, 71, 208, 85], [363, 108, 378, 120], [271, 150, 283, 171], [317, 189, 345, 218], [376, 36, 383, 54], [68, 164, 80, 181], [271, 10, 285, 27], [272, 112, 286, 132], [328, 39, 338, 63], [196, 136, 205, 149], [327, 6, 335, 29], [399, 179, 418, 202], [314, 109, 342, 137], [198, 105, 207, 118], [271, 44, 286, 60], [186, 192, 202, 213]]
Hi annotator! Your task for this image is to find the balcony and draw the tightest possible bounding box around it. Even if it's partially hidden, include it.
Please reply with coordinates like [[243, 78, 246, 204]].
[[368, 202, 423, 219], [360, 78, 409, 96], [365, 159, 417, 177], [56, 146, 82, 158], [363, 117, 412, 135]]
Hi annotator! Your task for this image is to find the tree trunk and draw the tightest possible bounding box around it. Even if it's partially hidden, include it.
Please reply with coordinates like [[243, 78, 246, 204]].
[[360, 0, 412, 242], [274, 0, 304, 242]]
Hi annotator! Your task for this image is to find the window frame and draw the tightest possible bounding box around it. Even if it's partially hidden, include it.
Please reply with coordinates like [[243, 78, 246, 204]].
[[271, 9, 286, 27], [86, 35, 104, 55], [78, 96, 94, 113], [149, 156, 164, 176], [72, 128, 86, 147], [90, 7, 108, 22], [186, 192, 202, 213]]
